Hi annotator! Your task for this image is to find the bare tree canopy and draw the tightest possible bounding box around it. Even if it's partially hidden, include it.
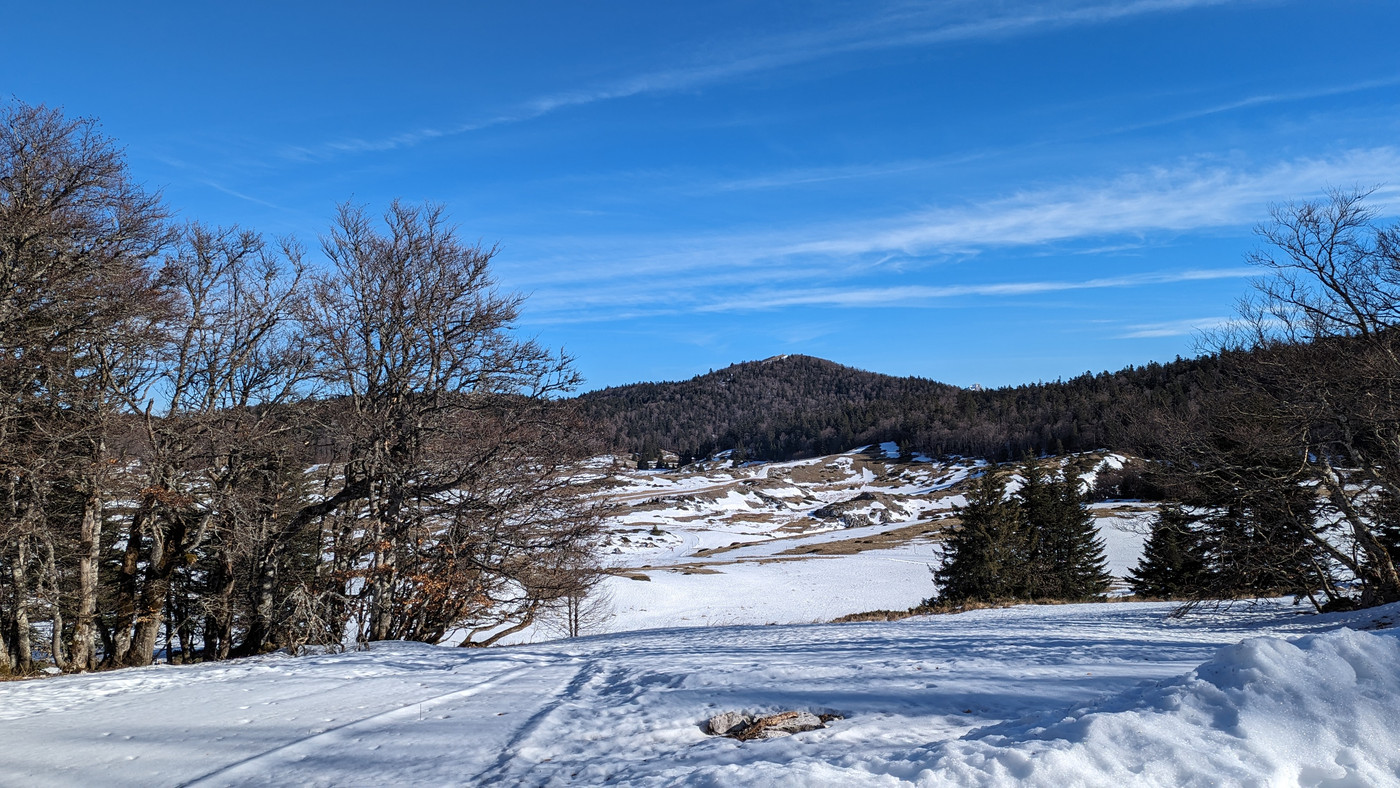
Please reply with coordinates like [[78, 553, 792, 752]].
[[1149, 188, 1400, 610], [0, 101, 603, 675]]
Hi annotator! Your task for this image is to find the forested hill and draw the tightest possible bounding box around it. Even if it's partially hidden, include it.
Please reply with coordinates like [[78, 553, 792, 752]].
[[575, 353, 1222, 462]]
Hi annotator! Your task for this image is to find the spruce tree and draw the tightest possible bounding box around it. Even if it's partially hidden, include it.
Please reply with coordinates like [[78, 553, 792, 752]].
[[1200, 490, 1320, 598], [1127, 507, 1208, 598], [1018, 459, 1112, 600], [1014, 459, 1056, 597], [1052, 470, 1113, 598], [930, 469, 1026, 605]]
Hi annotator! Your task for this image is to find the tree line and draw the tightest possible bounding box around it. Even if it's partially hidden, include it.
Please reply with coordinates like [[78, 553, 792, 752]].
[[939, 190, 1400, 612], [1127, 191, 1400, 610], [0, 101, 602, 675], [578, 351, 1222, 466]]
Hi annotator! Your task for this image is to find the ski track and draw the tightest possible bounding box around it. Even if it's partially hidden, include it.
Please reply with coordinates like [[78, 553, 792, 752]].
[[467, 659, 603, 784], [2, 601, 1397, 786], [178, 661, 542, 787]]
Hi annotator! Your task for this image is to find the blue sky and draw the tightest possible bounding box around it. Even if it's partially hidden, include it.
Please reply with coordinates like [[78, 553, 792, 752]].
[[7, 1, 1400, 390]]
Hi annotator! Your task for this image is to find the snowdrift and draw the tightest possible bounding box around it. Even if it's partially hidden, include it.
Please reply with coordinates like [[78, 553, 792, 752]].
[[675, 627, 1400, 787]]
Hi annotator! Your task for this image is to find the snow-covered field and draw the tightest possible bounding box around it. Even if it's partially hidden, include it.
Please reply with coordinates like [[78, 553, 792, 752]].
[[5, 449, 1397, 786], [533, 448, 1150, 639], [2, 600, 1396, 786]]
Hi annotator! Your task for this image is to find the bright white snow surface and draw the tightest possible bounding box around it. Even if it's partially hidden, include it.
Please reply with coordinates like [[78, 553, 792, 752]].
[[3, 600, 1397, 786], [554, 451, 1156, 641]]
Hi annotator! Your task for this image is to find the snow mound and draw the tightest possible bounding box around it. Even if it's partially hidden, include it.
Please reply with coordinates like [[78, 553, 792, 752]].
[[669, 627, 1400, 787], [917, 627, 1400, 786]]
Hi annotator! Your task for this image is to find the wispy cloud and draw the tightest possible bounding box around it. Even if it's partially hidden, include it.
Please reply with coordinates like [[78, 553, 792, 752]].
[[784, 148, 1400, 258], [1107, 73, 1400, 136], [507, 147, 1400, 320], [517, 268, 1254, 324], [695, 150, 1004, 194], [515, 147, 1400, 287], [1117, 316, 1236, 338], [199, 180, 286, 210], [298, 0, 1251, 158], [693, 269, 1255, 313]]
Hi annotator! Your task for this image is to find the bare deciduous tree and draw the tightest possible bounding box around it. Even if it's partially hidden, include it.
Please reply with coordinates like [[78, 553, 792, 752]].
[[298, 201, 602, 647], [1155, 188, 1400, 609], [0, 102, 605, 673], [0, 101, 171, 673], [105, 224, 311, 666]]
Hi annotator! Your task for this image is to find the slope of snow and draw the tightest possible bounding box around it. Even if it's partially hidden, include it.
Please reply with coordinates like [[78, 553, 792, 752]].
[[572, 451, 1152, 641], [2, 600, 1395, 786], [602, 548, 938, 629]]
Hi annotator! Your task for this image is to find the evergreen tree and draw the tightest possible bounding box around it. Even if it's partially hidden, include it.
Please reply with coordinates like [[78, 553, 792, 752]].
[[639, 434, 660, 470], [930, 469, 1026, 605], [1200, 490, 1320, 598], [1013, 459, 1056, 597], [1018, 459, 1112, 600], [1127, 507, 1208, 598]]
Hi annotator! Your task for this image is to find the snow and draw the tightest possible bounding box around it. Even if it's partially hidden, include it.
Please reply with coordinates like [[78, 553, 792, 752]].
[[566, 452, 1161, 641], [602, 550, 937, 629], [916, 626, 1400, 786], [1, 601, 1396, 786], [588, 507, 1152, 639], [7, 449, 1392, 784]]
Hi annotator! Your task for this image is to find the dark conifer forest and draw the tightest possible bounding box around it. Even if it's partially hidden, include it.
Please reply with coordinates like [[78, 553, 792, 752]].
[[577, 352, 1222, 462]]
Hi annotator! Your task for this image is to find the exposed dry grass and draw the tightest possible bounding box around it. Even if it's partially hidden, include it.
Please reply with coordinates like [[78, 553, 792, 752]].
[[831, 596, 1137, 623], [786, 463, 852, 485], [776, 520, 949, 556], [1090, 505, 1157, 518], [774, 518, 828, 533], [830, 607, 935, 623], [693, 541, 753, 558], [720, 512, 781, 523]]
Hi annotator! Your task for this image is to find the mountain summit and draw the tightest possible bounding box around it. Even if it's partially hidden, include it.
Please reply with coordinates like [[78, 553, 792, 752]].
[[576, 354, 1218, 462]]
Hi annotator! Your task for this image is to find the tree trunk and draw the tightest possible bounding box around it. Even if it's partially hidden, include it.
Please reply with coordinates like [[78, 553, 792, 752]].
[[124, 575, 171, 667], [207, 550, 236, 660], [44, 538, 67, 671], [234, 549, 277, 657], [11, 536, 32, 673], [70, 490, 103, 671], [0, 613, 11, 673], [108, 507, 148, 666]]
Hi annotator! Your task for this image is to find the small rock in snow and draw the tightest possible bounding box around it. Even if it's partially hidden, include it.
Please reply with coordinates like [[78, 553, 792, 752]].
[[747, 710, 825, 739], [708, 710, 829, 740], [706, 711, 752, 736]]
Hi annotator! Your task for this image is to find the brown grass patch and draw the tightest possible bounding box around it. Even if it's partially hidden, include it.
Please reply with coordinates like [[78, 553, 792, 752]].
[[830, 607, 935, 623], [775, 518, 829, 533], [721, 512, 781, 523], [1091, 505, 1157, 518], [786, 462, 849, 485], [693, 540, 756, 558], [776, 520, 949, 556], [831, 596, 1128, 623]]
